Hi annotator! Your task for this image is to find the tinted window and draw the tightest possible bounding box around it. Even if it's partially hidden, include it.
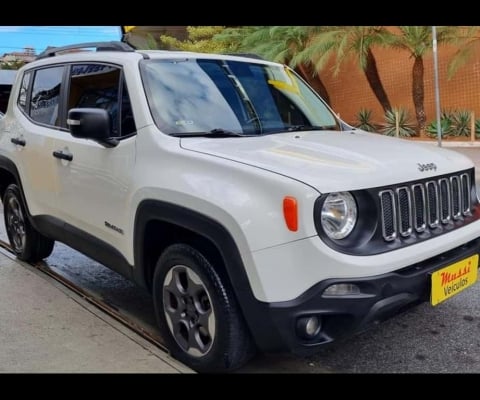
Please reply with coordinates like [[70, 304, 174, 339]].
[[67, 64, 135, 137], [30, 67, 63, 126]]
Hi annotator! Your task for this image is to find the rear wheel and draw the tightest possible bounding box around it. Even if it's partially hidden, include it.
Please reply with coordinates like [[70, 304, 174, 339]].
[[3, 184, 54, 262], [153, 243, 255, 373]]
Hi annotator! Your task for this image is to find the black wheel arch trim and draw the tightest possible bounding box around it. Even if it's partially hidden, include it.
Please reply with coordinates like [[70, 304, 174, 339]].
[[133, 199, 278, 351], [0, 155, 36, 227], [0, 155, 22, 191]]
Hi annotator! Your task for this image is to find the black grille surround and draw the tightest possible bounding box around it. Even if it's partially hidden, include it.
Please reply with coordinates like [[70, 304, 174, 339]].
[[313, 168, 480, 256]]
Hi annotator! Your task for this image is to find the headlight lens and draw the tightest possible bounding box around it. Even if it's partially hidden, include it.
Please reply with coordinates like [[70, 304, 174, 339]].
[[321, 192, 357, 239]]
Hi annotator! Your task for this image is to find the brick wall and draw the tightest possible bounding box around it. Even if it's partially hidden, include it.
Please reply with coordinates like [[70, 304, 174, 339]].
[[320, 41, 480, 130]]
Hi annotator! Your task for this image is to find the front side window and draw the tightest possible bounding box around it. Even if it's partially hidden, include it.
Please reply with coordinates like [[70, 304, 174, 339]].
[[67, 64, 136, 137], [140, 58, 339, 136], [30, 66, 63, 126]]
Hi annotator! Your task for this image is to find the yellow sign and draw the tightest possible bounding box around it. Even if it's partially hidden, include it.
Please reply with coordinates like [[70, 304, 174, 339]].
[[431, 254, 478, 306], [267, 67, 300, 95], [123, 26, 136, 33]]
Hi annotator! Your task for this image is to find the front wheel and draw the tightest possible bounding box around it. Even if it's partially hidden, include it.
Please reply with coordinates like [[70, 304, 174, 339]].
[[153, 243, 255, 373], [3, 184, 54, 262]]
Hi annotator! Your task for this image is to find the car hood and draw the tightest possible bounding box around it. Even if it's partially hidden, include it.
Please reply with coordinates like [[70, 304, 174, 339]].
[[180, 129, 474, 193]]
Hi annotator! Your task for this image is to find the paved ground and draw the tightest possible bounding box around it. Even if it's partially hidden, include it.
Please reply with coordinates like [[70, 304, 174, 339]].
[[0, 248, 191, 373]]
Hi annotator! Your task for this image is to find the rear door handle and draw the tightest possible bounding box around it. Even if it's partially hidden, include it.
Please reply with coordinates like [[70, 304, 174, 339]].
[[11, 137, 26, 147], [52, 150, 73, 162]]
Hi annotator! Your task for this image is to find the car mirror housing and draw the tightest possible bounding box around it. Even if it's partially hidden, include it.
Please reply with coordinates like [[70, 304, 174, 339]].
[[67, 108, 118, 147]]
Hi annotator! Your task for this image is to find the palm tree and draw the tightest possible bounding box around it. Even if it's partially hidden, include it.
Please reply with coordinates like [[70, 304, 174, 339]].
[[218, 26, 332, 104], [388, 26, 460, 136], [447, 26, 480, 78], [296, 26, 393, 112]]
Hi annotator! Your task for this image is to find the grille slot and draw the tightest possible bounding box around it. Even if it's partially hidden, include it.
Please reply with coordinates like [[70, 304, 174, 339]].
[[380, 173, 472, 241], [439, 178, 451, 223], [461, 173, 471, 215], [450, 176, 461, 220], [426, 181, 440, 228], [412, 184, 426, 232], [379, 190, 396, 241], [397, 187, 412, 237]]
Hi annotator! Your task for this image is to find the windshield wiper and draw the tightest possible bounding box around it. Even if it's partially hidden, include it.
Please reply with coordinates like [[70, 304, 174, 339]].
[[171, 129, 248, 138]]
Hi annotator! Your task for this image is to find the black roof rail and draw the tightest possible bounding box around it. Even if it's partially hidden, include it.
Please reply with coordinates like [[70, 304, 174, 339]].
[[36, 41, 135, 60]]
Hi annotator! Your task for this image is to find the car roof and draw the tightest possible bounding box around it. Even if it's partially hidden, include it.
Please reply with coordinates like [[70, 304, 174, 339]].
[[23, 48, 280, 72]]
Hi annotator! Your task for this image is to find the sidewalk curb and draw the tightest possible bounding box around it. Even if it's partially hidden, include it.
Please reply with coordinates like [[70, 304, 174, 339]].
[[0, 247, 194, 374], [412, 141, 480, 148]]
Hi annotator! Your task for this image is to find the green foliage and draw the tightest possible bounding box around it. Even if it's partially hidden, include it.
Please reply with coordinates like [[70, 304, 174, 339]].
[[476, 119, 480, 138], [144, 33, 159, 50], [391, 26, 432, 57], [426, 109, 474, 137], [299, 26, 391, 74], [452, 109, 471, 136], [354, 108, 377, 132], [426, 115, 454, 138], [219, 26, 324, 65], [159, 26, 231, 53], [380, 108, 416, 137], [390, 26, 460, 57], [427, 110, 456, 137], [0, 59, 26, 70], [447, 27, 480, 79], [212, 26, 259, 54]]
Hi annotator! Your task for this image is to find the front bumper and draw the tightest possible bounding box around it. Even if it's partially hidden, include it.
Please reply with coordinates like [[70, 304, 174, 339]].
[[246, 236, 480, 355]]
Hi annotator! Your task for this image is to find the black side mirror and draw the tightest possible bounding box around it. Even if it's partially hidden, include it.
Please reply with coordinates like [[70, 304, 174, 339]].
[[67, 108, 118, 147]]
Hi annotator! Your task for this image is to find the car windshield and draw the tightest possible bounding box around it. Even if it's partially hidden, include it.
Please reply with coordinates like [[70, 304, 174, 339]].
[[140, 58, 340, 136]]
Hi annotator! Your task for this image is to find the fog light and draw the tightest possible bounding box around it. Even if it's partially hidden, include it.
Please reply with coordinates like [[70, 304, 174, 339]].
[[296, 316, 321, 339], [322, 283, 360, 297]]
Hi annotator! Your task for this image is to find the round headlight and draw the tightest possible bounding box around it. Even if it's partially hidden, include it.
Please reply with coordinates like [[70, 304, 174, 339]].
[[321, 192, 357, 240]]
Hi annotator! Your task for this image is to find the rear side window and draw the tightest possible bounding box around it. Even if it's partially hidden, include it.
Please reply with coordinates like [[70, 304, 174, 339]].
[[17, 71, 31, 112], [30, 66, 64, 126]]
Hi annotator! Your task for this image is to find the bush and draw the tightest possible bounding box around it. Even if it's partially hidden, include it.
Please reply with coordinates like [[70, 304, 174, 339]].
[[427, 109, 473, 138], [426, 111, 454, 138], [380, 108, 416, 137], [452, 110, 471, 137], [354, 108, 377, 132]]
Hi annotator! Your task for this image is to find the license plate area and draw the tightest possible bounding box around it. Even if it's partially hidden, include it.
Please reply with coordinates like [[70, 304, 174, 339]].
[[431, 254, 478, 306]]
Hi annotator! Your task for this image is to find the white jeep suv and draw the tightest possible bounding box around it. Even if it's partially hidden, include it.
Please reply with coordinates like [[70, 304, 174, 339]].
[[0, 41, 479, 372]]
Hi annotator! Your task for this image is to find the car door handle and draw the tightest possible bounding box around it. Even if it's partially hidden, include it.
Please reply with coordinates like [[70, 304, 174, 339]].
[[53, 150, 73, 162], [11, 137, 26, 147]]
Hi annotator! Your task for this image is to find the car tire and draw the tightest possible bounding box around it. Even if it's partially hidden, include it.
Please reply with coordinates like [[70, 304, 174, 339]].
[[3, 184, 54, 262], [153, 243, 256, 373]]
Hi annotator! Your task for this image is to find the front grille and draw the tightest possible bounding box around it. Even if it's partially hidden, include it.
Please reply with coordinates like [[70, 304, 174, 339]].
[[379, 172, 472, 242]]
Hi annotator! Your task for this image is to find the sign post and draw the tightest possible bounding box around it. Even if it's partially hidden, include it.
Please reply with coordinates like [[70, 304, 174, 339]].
[[432, 26, 443, 147]]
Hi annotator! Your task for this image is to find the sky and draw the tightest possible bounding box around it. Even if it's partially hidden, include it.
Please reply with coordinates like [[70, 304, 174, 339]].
[[0, 26, 122, 56]]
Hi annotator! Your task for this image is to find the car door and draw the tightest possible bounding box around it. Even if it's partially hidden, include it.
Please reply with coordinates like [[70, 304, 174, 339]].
[[9, 66, 65, 218], [51, 63, 136, 251]]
